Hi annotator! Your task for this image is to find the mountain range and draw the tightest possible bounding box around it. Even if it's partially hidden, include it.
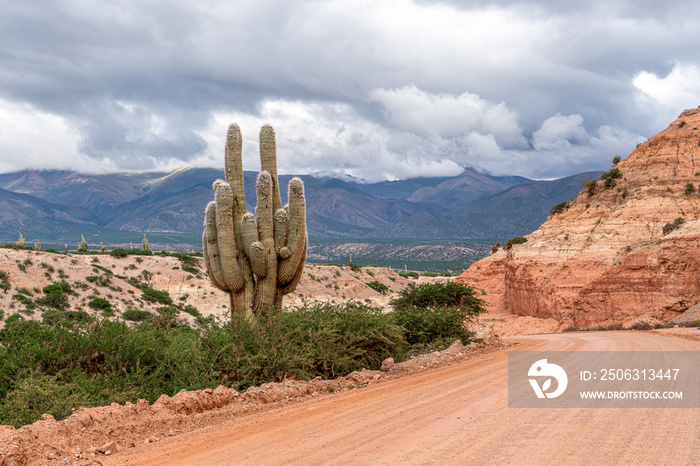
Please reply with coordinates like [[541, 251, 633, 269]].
[[0, 167, 601, 243]]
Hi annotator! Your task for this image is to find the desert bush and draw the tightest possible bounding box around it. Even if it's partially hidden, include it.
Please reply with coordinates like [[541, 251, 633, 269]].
[[141, 287, 173, 305], [599, 168, 622, 188], [685, 182, 695, 196], [491, 241, 502, 254], [110, 248, 153, 258], [0, 271, 9, 293], [550, 201, 569, 215], [4, 314, 24, 326], [504, 236, 528, 250], [627, 321, 652, 331], [389, 281, 486, 350], [122, 309, 153, 322], [612, 155, 621, 166], [398, 271, 419, 278], [0, 302, 407, 427], [662, 217, 686, 236], [36, 284, 69, 310], [366, 281, 389, 294], [88, 298, 113, 316]]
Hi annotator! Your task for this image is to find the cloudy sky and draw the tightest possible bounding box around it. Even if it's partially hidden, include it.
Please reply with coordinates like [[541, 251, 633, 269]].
[[1, 0, 699, 181]]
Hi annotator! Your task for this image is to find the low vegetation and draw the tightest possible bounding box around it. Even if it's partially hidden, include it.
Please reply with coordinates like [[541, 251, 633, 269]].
[[662, 217, 685, 236], [550, 201, 570, 215], [0, 282, 485, 427], [504, 236, 528, 250], [599, 168, 623, 189]]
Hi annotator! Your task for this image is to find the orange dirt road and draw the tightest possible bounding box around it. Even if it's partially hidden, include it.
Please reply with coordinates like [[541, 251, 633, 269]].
[[106, 332, 700, 465]]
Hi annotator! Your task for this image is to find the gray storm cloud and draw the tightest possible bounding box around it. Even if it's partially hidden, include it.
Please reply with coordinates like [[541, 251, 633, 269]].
[[0, 0, 699, 179]]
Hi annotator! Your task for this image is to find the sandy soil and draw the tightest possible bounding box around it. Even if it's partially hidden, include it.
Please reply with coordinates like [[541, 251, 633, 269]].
[[94, 331, 698, 465]]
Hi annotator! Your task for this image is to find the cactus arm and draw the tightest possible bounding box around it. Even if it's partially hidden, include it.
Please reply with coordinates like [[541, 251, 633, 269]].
[[203, 202, 228, 292], [278, 239, 307, 295], [278, 178, 307, 286], [253, 171, 278, 311], [214, 181, 246, 292], [249, 241, 267, 278], [240, 213, 258, 259], [259, 125, 282, 214], [274, 207, 289, 256]]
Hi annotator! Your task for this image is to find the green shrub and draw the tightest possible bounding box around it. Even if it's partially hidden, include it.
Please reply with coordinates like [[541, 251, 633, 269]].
[[685, 182, 695, 196], [584, 179, 597, 196], [36, 284, 69, 310], [110, 248, 152, 258], [122, 309, 153, 322], [0, 302, 408, 427], [4, 314, 24, 326], [398, 271, 419, 278], [390, 281, 486, 350], [612, 155, 621, 166], [88, 298, 113, 316], [141, 288, 173, 305], [550, 201, 569, 215], [366, 281, 389, 294], [42, 309, 92, 324], [0, 271, 10, 293], [182, 305, 201, 317], [12, 294, 33, 306], [504, 236, 528, 250], [599, 168, 622, 188], [0, 310, 4, 321]]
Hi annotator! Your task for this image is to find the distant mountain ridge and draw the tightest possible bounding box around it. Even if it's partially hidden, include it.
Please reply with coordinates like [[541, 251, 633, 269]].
[[0, 167, 600, 242]]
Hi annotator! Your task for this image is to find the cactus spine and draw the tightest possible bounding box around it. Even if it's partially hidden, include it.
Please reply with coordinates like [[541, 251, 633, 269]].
[[203, 124, 307, 321], [142, 234, 149, 251], [16, 233, 25, 248]]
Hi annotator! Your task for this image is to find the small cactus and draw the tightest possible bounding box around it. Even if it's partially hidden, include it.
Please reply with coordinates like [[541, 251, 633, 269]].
[[142, 234, 149, 251], [35, 240, 41, 251], [203, 124, 307, 321], [79, 235, 88, 252], [64, 244, 68, 254], [16, 233, 25, 248], [100, 242, 106, 253]]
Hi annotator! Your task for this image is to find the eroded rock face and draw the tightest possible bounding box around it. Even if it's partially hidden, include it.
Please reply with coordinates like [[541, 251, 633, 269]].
[[457, 108, 700, 328]]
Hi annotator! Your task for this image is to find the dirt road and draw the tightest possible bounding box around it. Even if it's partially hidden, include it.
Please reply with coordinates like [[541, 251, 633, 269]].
[[107, 331, 700, 465]]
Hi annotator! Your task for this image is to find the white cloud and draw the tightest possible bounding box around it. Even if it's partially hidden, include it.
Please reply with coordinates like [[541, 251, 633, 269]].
[[532, 114, 589, 151], [0, 99, 114, 173], [2, 0, 698, 179], [368, 85, 528, 149], [633, 63, 700, 111]]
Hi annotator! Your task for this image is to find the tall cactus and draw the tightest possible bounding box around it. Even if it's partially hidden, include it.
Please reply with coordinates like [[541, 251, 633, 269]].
[[79, 234, 88, 252], [142, 234, 149, 251], [16, 233, 24, 248], [203, 124, 307, 321]]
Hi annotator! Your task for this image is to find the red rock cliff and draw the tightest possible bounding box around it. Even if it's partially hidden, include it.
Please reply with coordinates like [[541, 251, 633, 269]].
[[457, 108, 700, 328]]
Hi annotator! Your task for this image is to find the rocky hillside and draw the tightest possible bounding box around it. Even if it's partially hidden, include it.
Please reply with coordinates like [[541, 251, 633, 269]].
[[457, 108, 700, 328], [0, 247, 450, 331]]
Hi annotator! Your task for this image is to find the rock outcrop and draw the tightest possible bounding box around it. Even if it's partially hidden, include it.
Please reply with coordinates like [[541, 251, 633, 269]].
[[457, 108, 700, 328]]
